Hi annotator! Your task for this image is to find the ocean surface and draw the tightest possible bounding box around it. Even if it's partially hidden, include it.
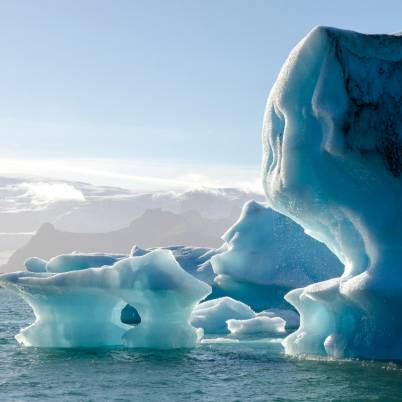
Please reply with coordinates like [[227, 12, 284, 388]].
[[0, 289, 401, 402]]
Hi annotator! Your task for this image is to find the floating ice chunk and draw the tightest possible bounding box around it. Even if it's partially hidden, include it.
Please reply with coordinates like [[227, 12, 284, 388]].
[[24, 257, 47, 272], [46, 252, 126, 273], [227, 316, 286, 336], [0, 249, 211, 348], [211, 200, 342, 310], [262, 26, 402, 359], [191, 297, 255, 334]]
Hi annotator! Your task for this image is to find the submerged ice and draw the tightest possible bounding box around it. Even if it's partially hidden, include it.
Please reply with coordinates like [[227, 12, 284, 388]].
[[263, 26, 402, 359]]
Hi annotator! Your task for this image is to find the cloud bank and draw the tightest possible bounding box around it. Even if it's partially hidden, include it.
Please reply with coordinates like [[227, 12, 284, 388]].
[[0, 158, 263, 193]]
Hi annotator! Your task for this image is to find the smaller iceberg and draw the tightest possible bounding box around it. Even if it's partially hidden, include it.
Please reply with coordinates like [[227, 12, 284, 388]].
[[227, 316, 285, 336], [1, 249, 211, 349], [191, 297, 255, 334], [191, 296, 289, 336]]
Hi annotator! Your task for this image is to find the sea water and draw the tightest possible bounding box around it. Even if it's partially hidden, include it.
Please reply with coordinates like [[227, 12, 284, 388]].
[[0, 289, 401, 402]]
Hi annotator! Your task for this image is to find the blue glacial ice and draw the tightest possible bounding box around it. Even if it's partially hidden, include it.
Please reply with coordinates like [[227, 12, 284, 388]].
[[0, 249, 210, 348], [263, 26, 402, 359], [211, 200, 342, 310], [24, 257, 47, 273]]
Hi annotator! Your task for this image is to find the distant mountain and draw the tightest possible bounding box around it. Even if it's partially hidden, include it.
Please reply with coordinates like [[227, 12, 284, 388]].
[[0, 177, 263, 233], [0, 176, 262, 262], [2, 208, 231, 272]]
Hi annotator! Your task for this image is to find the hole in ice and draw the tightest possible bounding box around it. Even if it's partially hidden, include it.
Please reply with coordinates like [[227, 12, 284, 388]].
[[120, 304, 141, 325]]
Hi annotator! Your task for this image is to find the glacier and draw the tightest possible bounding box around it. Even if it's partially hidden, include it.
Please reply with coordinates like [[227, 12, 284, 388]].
[[263, 26, 402, 359], [0, 249, 210, 348]]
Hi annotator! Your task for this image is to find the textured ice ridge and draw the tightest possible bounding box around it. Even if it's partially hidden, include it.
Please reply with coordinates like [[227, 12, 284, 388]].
[[263, 26, 402, 359]]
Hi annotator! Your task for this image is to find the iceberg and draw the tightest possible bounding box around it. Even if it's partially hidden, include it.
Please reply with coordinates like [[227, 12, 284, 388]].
[[191, 297, 255, 334], [211, 200, 342, 310], [263, 26, 402, 359], [0, 249, 211, 348], [191, 296, 290, 336], [227, 316, 286, 336]]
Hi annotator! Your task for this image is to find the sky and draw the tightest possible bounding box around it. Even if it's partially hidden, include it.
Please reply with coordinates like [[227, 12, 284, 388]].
[[1, 0, 402, 190]]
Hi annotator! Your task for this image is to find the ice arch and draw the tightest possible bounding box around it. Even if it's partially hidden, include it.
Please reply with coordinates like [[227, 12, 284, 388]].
[[262, 26, 402, 359], [0, 250, 210, 349]]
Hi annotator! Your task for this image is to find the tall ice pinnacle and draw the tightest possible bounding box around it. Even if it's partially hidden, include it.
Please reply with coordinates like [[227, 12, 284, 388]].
[[262, 26, 402, 359]]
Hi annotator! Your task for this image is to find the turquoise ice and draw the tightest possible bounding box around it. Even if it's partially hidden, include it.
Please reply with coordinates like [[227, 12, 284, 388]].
[[0, 250, 210, 349], [211, 200, 342, 310], [263, 26, 402, 359]]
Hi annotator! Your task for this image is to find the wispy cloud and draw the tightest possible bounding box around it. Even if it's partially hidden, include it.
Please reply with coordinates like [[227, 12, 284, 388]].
[[0, 158, 263, 193], [18, 182, 85, 206]]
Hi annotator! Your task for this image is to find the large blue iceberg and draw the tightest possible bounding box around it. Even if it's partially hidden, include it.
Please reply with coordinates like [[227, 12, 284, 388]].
[[263, 26, 402, 359]]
